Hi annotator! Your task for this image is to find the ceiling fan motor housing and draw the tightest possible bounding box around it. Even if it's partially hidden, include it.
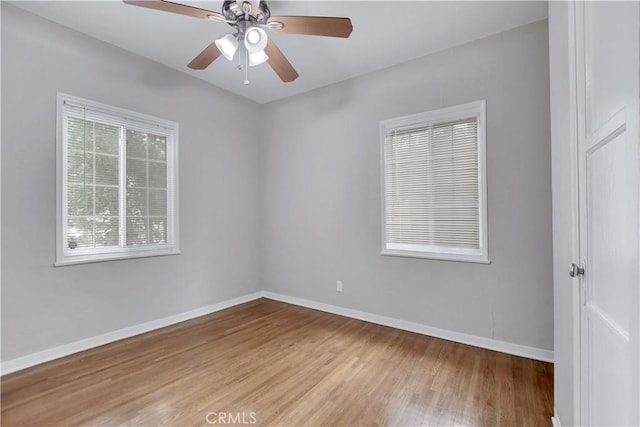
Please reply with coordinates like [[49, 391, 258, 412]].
[[222, 0, 271, 25], [122, 0, 353, 83]]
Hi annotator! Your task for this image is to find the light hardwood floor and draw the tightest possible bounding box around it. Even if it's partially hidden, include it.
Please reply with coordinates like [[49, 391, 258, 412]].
[[1, 298, 553, 426]]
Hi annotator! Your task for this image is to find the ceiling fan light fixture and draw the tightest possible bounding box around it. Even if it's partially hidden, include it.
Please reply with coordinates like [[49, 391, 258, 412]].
[[244, 26, 268, 53], [123, 0, 354, 84], [248, 50, 269, 67], [215, 34, 239, 61]]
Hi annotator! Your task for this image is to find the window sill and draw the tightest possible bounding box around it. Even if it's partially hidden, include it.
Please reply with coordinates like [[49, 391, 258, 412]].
[[54, 248, 181, 267], [380, 249, 491, 264]]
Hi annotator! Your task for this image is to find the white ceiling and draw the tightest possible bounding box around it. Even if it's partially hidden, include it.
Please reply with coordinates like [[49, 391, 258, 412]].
[[11, 1, 548, 104]]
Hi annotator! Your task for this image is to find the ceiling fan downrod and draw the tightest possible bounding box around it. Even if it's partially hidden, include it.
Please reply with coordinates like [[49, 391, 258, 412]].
[[221, 0, 271, 26], [122, 0, 353, 83]]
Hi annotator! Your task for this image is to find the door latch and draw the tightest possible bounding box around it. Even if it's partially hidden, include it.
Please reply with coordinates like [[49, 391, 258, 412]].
[[569, 263, 585, 277]]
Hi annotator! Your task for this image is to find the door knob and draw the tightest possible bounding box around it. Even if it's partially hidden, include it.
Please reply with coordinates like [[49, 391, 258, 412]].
[[569, 263, 584, 277]]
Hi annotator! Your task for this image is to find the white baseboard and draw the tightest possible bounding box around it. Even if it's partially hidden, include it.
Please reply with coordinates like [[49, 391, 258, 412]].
[[262, 291, 554, 363], [552, 408, 562, 427], [0, 292, 263, 376], [2, 289, 553, 376]]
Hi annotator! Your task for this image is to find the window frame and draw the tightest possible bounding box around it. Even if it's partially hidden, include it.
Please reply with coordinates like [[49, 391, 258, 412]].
[[55, 93, 180, 266], [379, 100, 489, 264]]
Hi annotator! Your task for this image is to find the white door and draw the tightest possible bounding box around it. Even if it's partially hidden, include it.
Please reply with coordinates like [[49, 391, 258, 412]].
[[574, 2, 640, 425]]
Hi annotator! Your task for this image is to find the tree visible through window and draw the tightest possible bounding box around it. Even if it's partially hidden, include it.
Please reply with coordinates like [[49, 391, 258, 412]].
[[57, 94, 179, 265], [126, 129, 168, 246]]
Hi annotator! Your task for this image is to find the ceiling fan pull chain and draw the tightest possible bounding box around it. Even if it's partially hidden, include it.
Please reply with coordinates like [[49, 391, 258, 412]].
[[122, 0, 353, 84], [244, 46, 250, 85]]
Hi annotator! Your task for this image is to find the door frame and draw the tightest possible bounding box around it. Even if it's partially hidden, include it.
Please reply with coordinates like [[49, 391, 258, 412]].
[[566, 1, 582, 424]]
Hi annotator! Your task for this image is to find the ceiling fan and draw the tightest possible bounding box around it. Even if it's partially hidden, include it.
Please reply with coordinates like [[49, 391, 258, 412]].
[[123, 0, 353, 83]]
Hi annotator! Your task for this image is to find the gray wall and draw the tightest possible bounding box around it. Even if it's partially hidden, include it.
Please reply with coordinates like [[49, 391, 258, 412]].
[[2, 4, 553, 363], [259, 20, 553, 351], [1, 4, 262, 361], [549, 2, 579, 425]]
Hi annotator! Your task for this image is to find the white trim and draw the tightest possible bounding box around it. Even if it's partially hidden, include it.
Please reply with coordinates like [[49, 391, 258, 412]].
[[380, 101, 485, 131], [570, 2, 583, 420], [262, 291, 554, 363], [1, 290, 554, 376], [379, 100, 489, 264], [567, 2, 583, 424], [60, 94, 178, 130], [56, 93, 65, 266], [56, 93, 180, 266], [552, 408, 562, 427], [0, 292, 262, 376], [381, 248, 491, 264], [54, 248, 181, 267]]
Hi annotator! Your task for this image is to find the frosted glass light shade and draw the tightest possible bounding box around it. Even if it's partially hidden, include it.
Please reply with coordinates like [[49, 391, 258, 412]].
[[215, 34, 239, 61], [244, 27, 268, 53], [248, 51, 269, 67]]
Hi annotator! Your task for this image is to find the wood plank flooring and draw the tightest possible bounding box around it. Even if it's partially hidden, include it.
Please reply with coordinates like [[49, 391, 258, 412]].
[[1, 298, 553, 426]]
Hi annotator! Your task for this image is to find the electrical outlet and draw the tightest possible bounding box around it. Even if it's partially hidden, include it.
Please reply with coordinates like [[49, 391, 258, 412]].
[[336, 280, 343, 292]]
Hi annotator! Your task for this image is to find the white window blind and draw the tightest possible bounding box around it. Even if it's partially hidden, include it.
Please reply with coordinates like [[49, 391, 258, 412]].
[[65, 116, 121, 249], [380, 101, 488, 263], [125, 129, 169, 246], [56, 94, 179, 265]]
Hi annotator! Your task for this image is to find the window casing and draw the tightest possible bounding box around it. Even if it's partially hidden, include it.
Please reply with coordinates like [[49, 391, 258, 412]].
[[56, 93, 179, 265], [380, 101, 488, 263]]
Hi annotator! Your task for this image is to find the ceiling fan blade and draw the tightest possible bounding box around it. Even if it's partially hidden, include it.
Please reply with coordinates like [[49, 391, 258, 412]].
[[123, 0, 226, 21], [188, 42, 222, 70], [264, 40, 299, 82], [268, 16, 353, 38]]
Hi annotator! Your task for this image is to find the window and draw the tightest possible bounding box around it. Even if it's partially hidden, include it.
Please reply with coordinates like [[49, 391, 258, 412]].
[[380, 101, 488, 263], [56, 93, 179, 265]]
